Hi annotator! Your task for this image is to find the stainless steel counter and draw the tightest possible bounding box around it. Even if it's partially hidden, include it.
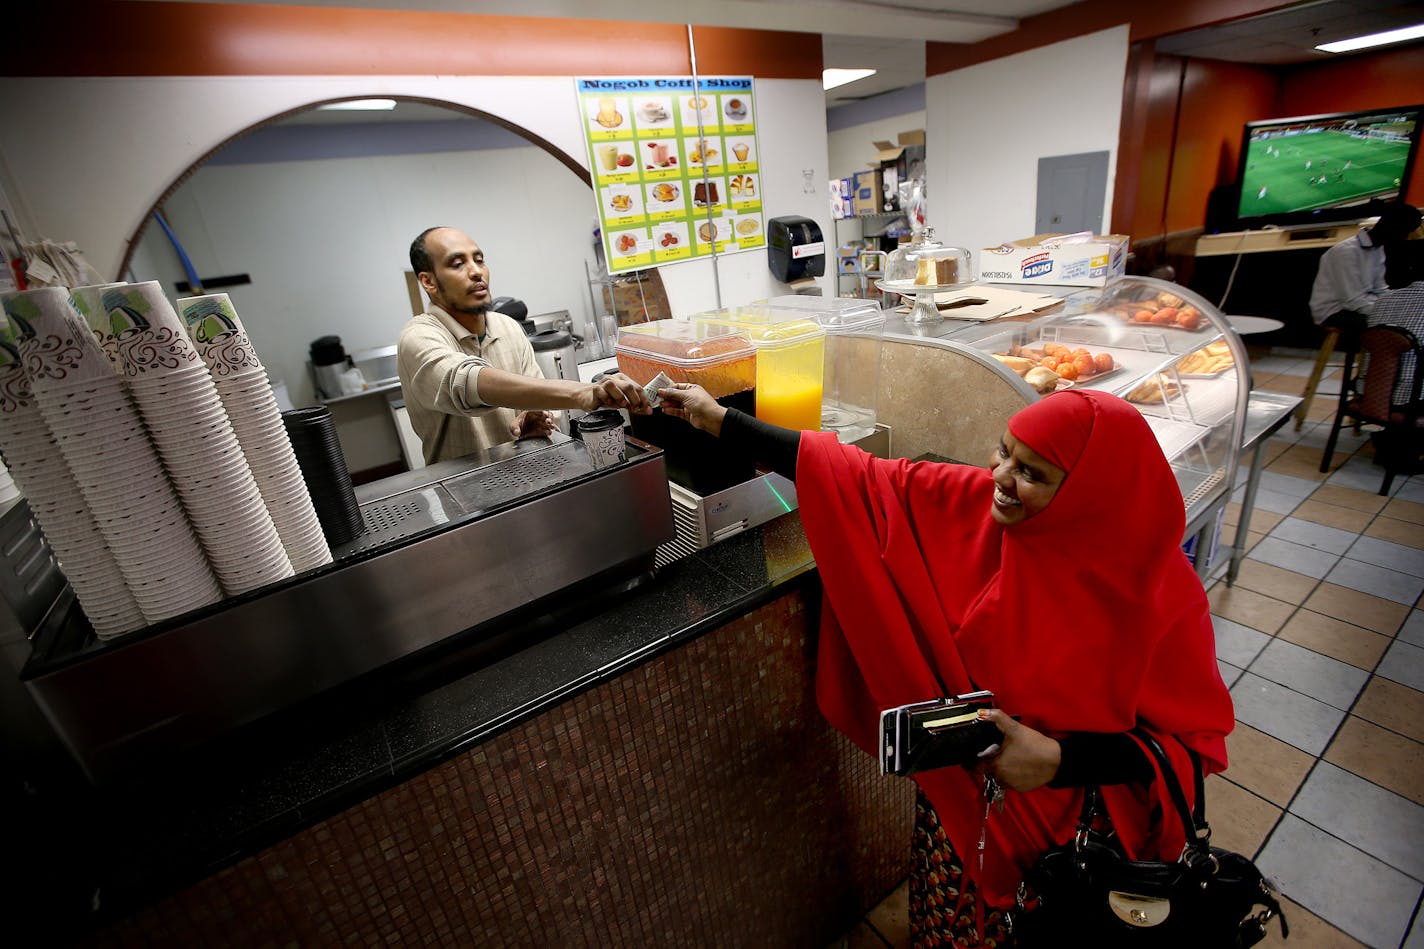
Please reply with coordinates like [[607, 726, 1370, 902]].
[[23, 433, 675, 781]]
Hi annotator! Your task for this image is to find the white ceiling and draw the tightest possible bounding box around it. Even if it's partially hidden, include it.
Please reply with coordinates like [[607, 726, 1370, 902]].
[[1157, 0, 1424, 66], [164, 0, 1424, 109]]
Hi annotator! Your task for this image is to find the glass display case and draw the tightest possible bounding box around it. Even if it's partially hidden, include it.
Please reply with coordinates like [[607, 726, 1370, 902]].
[[882, 275, 1250, 544]]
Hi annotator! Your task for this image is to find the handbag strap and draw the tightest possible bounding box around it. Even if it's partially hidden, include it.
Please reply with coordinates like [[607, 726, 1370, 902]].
[[1074, 729, 1212, 857], [1131, 728, 1212, 855]]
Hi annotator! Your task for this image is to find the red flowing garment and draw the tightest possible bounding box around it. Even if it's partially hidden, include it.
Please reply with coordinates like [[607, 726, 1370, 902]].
[[797, 389, 1234, 908]]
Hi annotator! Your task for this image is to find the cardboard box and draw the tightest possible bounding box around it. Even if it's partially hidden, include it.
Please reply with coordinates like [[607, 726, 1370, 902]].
[[852, 169, 882, 216], [870, 130, 926, 212], [978, 233, 1129, 287], [829, 178, 852, 220]]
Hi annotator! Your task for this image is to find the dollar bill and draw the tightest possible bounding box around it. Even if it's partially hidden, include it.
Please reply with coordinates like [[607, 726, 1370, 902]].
[[642, 371, 673, 408]]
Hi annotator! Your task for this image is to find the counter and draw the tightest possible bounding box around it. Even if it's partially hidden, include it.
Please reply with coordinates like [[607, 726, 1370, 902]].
[[17, 512, 914, 947]]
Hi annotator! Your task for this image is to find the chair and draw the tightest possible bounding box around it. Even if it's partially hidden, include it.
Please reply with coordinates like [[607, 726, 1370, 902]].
[[1319, 324, 1424, 495], [1293, 325, 1340, 431]]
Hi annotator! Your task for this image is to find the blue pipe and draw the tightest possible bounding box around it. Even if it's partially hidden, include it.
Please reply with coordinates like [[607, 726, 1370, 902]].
[[153, 210, 203, 293]]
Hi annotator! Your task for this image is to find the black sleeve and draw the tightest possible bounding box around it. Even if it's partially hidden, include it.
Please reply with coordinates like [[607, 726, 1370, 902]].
[[720, 407, 801, 480], [1048, 732, 1154, 788]]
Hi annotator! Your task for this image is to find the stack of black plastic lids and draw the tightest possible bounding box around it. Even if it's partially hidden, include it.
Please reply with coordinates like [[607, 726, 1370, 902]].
[[281, 407, 364, 546]]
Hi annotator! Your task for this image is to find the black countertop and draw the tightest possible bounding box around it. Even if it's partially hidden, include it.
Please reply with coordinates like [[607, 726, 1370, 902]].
[[15, 511, 817, 939]]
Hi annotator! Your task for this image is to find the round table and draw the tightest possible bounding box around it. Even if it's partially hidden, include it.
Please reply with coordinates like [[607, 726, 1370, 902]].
[[1226, 315, 1285, 335]]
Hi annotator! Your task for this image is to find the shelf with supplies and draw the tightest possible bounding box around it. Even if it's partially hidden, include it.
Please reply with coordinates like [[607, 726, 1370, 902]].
[[832, 209, 908, 303]]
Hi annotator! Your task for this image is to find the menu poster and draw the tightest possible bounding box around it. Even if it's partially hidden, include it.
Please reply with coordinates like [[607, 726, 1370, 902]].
[[578, 76, 765, 274]]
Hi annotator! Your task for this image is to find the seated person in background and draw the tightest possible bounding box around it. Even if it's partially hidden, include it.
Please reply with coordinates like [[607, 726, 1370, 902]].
[[1369, 254, 1424, 409], [1309, 203, 1422, 339], [658, 384, 1233, 945], [398, 226, 647, 464]]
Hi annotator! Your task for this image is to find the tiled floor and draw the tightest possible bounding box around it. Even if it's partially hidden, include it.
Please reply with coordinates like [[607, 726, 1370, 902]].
[[833, 351, 1424, 949]]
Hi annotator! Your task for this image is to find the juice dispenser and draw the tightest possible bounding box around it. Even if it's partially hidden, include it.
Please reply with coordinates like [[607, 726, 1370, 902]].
[[689, 307, 826, 433], [614, 320, 758, 494], [758, 296, 884, 442]]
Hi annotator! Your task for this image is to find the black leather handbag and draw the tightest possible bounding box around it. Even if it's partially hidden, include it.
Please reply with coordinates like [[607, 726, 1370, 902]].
[[1010, 729, 1288, 948]]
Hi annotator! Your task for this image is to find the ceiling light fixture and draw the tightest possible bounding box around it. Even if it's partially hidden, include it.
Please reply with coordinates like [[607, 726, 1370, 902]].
[[1315, 22, 1424, 53], [317, 98, 398, 111], [823, 68, 877, 91]]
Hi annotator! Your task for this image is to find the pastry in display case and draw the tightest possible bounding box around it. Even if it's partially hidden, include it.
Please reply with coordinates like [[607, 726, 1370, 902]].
[[951, 276, 1249, 515]]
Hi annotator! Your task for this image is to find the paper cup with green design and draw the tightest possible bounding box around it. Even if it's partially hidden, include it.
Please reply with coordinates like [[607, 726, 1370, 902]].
[[5, 287, 118, 393], [69, 282, 128, 372], [177, 293, 265, 380], [103, 282, 203, 381], [0, 309, 35, 417]]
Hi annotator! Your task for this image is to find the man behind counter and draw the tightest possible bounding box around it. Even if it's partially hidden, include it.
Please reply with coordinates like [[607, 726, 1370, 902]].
[[398, 226, 648, 464]]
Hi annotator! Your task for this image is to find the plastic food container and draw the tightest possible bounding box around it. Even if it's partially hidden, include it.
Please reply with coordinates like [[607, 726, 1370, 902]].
[[615, 320, 758, 494], [759, 297, 885, 442], [614, 320, 756, 397], [689, 306, 826, 432]]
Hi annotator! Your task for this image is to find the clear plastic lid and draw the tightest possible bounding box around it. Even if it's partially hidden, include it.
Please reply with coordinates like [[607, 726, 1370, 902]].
[[615, 320, 754, 366], [614, 320, 756, 397], [688, 307, 826, 350], [754, 295, 885, 333]]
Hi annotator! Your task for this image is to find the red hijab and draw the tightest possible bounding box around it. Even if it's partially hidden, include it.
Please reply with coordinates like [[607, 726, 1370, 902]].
[[798, 389, 1233, 908]]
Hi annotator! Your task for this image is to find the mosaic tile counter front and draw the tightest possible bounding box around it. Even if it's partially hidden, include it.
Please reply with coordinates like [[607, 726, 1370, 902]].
[[87, 591, 915, 946]]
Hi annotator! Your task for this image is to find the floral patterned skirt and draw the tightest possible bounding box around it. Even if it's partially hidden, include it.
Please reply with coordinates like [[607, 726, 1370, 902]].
[[909, 788, 1013, 949]]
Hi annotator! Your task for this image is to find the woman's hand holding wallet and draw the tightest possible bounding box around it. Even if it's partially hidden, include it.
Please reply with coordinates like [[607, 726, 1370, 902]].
[[974, 708, 1062, 792]]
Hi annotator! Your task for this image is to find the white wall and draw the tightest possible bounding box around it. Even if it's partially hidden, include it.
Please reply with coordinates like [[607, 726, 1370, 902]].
[[0, 73, 833, 319], [659, 77, 834, 312], [828, 110, 926, 181], [925, 26, 1129, 271], [129, 142, 598, 410]]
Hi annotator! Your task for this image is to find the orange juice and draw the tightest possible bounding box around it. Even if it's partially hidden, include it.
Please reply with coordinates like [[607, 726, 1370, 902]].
[[688, 307, 826, 435], [757, 377, 823, 431]]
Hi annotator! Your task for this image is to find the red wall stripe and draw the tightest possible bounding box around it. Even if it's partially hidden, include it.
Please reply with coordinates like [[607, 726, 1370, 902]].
[[7, 3, 821, 79]]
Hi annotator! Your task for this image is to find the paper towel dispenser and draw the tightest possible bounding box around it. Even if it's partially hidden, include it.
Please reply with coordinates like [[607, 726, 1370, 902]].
[[766, 216, 825, 283]]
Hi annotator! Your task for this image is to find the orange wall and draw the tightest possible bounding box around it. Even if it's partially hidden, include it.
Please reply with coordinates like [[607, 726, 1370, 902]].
[[1159, 58, 1279, 235], [5, 2, 822, 79]]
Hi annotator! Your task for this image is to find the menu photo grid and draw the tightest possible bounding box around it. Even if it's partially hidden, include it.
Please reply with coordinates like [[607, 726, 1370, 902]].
[[578, 76, 764, 272]]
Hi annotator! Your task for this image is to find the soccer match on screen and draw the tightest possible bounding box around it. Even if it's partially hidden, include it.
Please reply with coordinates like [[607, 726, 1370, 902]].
[[1237, 110, 1415, 219]]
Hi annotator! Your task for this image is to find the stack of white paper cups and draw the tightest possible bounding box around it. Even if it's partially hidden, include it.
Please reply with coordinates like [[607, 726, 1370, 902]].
[[98, 283, 294, 595], [177, 294, 331, 573], [0, 302, 145, 638], [4, 287, 221, 624]]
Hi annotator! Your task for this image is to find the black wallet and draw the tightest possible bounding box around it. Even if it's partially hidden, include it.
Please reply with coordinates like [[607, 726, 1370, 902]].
[[879, 690, 1002, 777]]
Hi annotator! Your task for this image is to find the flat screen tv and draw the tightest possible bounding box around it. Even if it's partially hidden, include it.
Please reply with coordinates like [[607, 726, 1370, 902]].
[[1233, 106, 1421, 230]]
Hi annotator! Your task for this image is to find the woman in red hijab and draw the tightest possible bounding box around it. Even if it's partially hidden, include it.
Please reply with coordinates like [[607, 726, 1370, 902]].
[[659, 385, 1234, 947]]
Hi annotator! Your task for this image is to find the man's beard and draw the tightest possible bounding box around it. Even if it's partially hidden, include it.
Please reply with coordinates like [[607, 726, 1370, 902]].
[[436, 274, 490, 316]]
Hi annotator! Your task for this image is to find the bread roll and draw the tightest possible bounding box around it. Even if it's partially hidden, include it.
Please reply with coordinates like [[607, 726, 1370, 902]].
[[992, 353, 1036, 376], [1024, 366, 1060, 394]]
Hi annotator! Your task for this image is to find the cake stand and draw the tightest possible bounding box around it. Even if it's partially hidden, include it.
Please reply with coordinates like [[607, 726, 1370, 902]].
[[877, 278, 980, 324]]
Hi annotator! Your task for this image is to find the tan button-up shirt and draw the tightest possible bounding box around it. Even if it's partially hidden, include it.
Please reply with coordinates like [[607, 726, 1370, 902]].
[[396, 305, 543, 464]]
